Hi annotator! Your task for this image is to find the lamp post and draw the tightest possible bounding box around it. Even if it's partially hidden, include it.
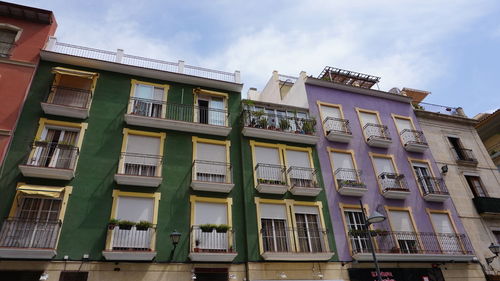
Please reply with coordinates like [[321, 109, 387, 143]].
[[486, 243, 500, 265], [169, 230, 181, 261], [359, 201, 386, 281]]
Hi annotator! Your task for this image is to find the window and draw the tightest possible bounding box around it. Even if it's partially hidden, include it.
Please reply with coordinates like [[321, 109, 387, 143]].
[[254, 145, 284, 185], [448, 137, 475, 162], [393, 115, 424, 146], [193, 138, 230, 183], [59, 272, 88, 281], [465, 175, 487, 197], [387, 210, 419, 253], [194, 89, 228, 126], [0, 28, 17, 57], [119, 130, 164, 177], [260, 203, 289, 252], [412, 162, 438, 194], [344, 209, 369, 253], [128, 80, 168, 118], [285, 149, 314, 188], [429, 212, 461, 254], [318, 102, 348, 134], [357, 109, 389, 141], [295, 206, 323, 253], [30, 127, 79, 169], [372, 155, 405, 192], [330, 150, 361, 187], [244, 104, 309, 132]]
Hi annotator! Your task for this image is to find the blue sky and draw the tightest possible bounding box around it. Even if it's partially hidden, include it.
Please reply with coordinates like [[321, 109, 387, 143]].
[[17, 0, 500, 116]]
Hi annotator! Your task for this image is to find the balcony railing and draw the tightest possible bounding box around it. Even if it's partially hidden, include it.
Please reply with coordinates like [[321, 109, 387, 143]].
[[255, 163, 287, 186], [452, 147, 477, 163], [413, 102, 465, 117], [0, 40, 14, 57], [242, 110, 317, 135], [334, 168, 365, 189], [128, 97, 229, 126], [0, 218, 61, 249], [109, 226, 155, 251], [378, 173, 409, 192], [46, 39, 240, 83], [417, 176, 448, 196], [190, 226, 235, 253], [25, 142, 79, 169], [192, 160, 232, 184], [400, 129, 427, 146], [472, 197, 500, 216], [261, 227, 329, 253], [287, 166, 319, 189], [348, 230, 474, 256], [118, 152, 162, 177], [323, 117, 352, 135], [363, 123, 391, 141], [45, 86, 92, 109]]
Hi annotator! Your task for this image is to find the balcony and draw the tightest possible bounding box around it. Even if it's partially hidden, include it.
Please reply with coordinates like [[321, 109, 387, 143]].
[[255, 163, 288, 194], [261, 227, 333, 261], [452, 147, 478, 167], [191, 160, 234, 193], [287, 167, 321, 197], [334, 168, 367, 197], [472, 197, 500, 217], [41, 86, 92, 119], [323, 117, 353, 143], [0, 218, 60, 259], [400, 129, 428, 153], [189, 226, 237, 262], [378, 173, 410, 199], [124, 97, 231, 136], [349, 230, 474, 262], [114, 153, 163, 187], [417, 176, 449, 202], [102, 226, 156, 261], [19, 142, 79, 180], [241, 110, 319, 145], [363, 123, 392, 148]]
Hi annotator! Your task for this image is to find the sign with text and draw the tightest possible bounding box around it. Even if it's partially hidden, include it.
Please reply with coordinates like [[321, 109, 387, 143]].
[[348, 268, 444, 281]]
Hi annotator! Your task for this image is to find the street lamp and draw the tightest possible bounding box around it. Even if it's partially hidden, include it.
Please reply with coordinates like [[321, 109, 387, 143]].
[[486, 243, 500, 265], [360, 201, 386, 281], [169, 230, 181, 261]]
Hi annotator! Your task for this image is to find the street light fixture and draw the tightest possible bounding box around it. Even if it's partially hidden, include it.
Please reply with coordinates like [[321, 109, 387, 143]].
[[169, 230, 181, 261], [367, 211, 386, 224], [486, 243, 500, 265], [360, 201, 386, 281]]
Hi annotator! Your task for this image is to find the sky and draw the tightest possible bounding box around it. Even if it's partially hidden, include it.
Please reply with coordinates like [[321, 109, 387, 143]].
[[16, 0, 500, 116]]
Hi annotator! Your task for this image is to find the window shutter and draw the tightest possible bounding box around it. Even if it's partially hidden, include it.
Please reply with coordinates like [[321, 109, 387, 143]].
[[195, 202, 227, 225], [126, 135, 160, 155], [359, 112, 379, 126], [260, 204, 287, 220], [388, 211, 414, 232], [116, 197, 154, 222], [373, 157, 395, 174], [286, 150, 310, 168], [331, 152, 354, 170], [294, 205, 319, 215], [255, 146, 280, 165], [395, 118, 413, 133], [430, 213, 454, 234], [321, 105, 341, 121], [196, 142, 226, 162]]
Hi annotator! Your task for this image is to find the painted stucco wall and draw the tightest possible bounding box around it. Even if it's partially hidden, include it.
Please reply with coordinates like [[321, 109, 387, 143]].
[[305, 84, 469, 261]]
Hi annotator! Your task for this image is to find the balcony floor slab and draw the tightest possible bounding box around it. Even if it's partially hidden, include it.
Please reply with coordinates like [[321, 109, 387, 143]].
[[114, 174, 162, 187], [189, 252, 237, 262], [262, 251, 334, 261], [353, 252, 475, 262], [19, 165, 75, 180], [242, 127, 319, 145], [191, 181, 234, 193], [41, 103, 89, 119], [0, 247, 56, 259], [102, 250, 156, 261]]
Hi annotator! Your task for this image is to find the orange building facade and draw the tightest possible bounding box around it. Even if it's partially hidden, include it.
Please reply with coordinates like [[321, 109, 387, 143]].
[[0, 2, 57, 167]]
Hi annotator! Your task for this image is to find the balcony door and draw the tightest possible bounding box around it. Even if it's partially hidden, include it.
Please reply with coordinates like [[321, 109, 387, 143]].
[[430, 213, 462, 254], [10, 197, 61, 248], [295, 206, 323, 253], [132, 83, 164, 118], [198, 95, 225, 126], [255, 146, 283, 184], [331, 151, 357, 183], [195, 142, 227, 183], [194, 202, 229, 251], [260, 204, 289, 252], [412, 163, 436, 194], [344, 209, 369, 253], [321, 105, 345, 133], [114, 196, 154, 250], [394, 117, 417, 143], [123, 134, 161, 177], [388, 210, 419, 253], [373, 157, 398, 190], [286, 150, 312, 187], [32, 128, 78, 169]]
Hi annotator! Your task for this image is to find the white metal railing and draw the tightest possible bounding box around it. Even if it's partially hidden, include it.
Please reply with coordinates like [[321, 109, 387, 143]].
[[191, 226, 235, 253], [110, 226, 154, 251], [44, 37, 241, 84]]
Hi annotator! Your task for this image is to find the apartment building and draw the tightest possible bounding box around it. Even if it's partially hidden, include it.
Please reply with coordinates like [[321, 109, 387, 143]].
[[0, 1, 57, 167]]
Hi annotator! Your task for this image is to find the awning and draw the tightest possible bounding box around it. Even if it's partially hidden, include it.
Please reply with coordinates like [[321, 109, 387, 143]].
[[17, 185, 64, 199], [52, 67, 99, 79]]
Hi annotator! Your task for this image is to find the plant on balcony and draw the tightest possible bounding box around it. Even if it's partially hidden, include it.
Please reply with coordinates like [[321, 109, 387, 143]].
[[257, 117, 268, 129], [108, 218, 119, 230], [136, 220, 153, 231], [338, 179, 365, 188], [118, 220, 135, 230], [348, 229, 368, 236], [278, 118, 291, 131], [216, 224, 231, 233], [34, 139, 50, 146], [303, 118, 317, 135], [57, 140, 75, 147], [199, 224, 217, 232]]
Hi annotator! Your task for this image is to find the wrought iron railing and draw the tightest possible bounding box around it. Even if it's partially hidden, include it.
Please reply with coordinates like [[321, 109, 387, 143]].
[[334, 168, 365, 189], [128, 97, 229, 126], [0, 218, 61, 249], [363, 123, 391, 141], [192, 160, 232, 184], [287, 166, 319, 189], [348, 230, 474, 256], [25, 142, 79, 169], [108, 225, 155, 251], [452, 147, 477, 163], [400, 129, 427, 146], [255, 163, 287, 186], [190, 226, 235, 253], [378, 173, 409, 192], [118, 152, 162, 177], [45, 86, 92, 109], [0, 40, 14, 57], [261, 227, 329, 253], [417, 176, 449, 196], [242, 110, 317, 135], [323, 117, 352, 135]]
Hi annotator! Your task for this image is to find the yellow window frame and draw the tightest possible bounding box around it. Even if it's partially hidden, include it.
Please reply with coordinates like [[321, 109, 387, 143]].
[[327, 147, 361, 191], [317, 101, 345, 136], [425, 208, 466, 253], [127, 79, 170, 116], [368, 152, 399, 195], [355, 107, 383, 143], [118, 129, 166, 176], [192, 137, 231, 183], [385, 206, 422, 251], [49, 67, 99, 107], [339, 203, 373, 255], [193, 88, 229, 125]]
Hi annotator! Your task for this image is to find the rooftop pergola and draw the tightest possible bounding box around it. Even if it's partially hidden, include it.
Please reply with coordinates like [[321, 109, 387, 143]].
[[318, 66, 380, 89]]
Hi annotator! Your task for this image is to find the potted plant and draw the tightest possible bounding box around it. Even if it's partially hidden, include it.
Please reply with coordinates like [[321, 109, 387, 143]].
[[136, 220, 153, 231], [257, 117, 268, 129], [194, 239, 201, 252], [216, 224, 230, 233], [279, 118, 291, 131], [303, 119, 316, 135], [108, 218, 119, 230], [199, 224, 216, 232], [118, 220, 135, 230], [374, 229, 389, 236]]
